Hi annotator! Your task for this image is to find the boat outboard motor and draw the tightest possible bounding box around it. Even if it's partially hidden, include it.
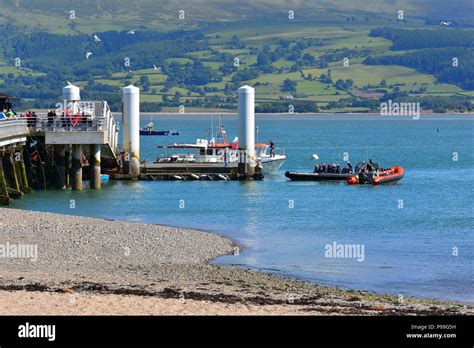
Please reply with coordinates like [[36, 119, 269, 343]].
[[358, 171, 370, 184]]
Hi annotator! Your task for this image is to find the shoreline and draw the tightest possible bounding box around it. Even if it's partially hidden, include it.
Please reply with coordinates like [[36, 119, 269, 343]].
[[25, 109, 474, 117], [137, 112, 474, 117], [0, 207, 472, 315]]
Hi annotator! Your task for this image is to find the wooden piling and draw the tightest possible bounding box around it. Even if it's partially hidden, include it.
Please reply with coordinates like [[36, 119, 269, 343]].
[[2, 149, 23, 199], [54, 144, 66, 189], [90, 144, 101, 190], [65, 145, 71, 187], [71, 144, 82, 191], [0, 150, 12, 205], [17, 145, 32, 194], [20, 162, 31, 192]]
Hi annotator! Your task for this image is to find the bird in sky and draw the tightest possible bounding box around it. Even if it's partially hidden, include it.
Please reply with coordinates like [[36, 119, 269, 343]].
[[85, 52, 93, 59], [94, 34, 101, 42], [153, 64, 158, 70], [127, 29, 136, 35]]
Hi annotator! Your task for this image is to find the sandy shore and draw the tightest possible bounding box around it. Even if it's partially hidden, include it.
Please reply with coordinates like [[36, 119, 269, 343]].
[[0, 207, 472, 315]]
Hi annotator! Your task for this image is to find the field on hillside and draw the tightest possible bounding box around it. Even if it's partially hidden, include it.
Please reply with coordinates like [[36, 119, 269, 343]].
[[0, 0, 472, 112]]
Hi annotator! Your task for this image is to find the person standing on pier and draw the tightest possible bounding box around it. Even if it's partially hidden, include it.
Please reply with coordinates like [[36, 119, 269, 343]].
[[118, 150, 126, 174]]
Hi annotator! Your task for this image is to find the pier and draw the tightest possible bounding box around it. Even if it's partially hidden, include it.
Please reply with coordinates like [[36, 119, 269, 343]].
[[0, 119, 30, 204], [0, 84, 262, 205], [31, 100, 119, 191], [0, 85, 120, 205]]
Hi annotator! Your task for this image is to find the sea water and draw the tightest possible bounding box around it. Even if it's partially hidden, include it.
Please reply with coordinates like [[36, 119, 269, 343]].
[[12, 115, 474, 303]]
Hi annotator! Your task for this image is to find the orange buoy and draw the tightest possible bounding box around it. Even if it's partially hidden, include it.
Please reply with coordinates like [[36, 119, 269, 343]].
[[347, 175, 359, 185]]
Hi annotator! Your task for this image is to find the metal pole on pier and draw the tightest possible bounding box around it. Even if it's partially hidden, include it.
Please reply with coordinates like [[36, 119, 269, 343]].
[[62, 84, 82, 190], [62, 84, 81, 114], [238, 85, 256, 177], [122, 85, 140, 178]]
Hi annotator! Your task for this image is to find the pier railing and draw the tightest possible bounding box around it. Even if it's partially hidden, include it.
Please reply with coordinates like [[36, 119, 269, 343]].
[[27, 101, 119, 157], [0, 118, 28, 146]]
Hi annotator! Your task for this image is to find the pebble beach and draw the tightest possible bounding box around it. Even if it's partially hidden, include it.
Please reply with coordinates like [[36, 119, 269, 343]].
[[0, 207, 472, 316]]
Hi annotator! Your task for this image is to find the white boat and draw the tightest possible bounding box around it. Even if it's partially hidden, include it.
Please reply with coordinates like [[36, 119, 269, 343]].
[[256, 143, 286, 175], [151, 125, 286, 174]]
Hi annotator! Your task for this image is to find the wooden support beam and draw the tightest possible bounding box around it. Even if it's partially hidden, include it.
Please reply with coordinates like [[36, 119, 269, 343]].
[[16, 145, 32, 194], [0, 150, 12, 205], [54, 144, 66, 189], [90, 144, 101, 190], [71, 144, 82, 191]]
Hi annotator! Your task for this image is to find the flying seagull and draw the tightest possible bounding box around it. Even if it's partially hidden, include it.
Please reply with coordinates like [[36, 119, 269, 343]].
[[94, 34, 101, 42], [153, 64, 158, 70], [85, 52, 93, 59], [127, 29, 136, 35], [440, 21, 452, 26]]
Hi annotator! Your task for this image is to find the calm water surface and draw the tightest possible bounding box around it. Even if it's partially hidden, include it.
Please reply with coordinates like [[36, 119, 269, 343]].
[[13, 115, 474, 303]]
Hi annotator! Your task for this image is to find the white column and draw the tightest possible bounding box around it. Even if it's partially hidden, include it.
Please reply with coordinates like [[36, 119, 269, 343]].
[[122, 85, 140, 176], [238, 85, 256, 173]]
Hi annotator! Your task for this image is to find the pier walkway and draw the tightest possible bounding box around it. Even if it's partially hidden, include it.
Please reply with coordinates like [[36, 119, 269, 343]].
[[0, 119, 28, 147], [0, 100, 119, 204], [32, 101, 119, 159], [0, 119, 30, 204]]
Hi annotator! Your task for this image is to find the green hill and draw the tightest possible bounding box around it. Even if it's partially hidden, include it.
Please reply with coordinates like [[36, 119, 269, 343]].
[[0, 0, 472, 113], [1, 0, 473, 34]]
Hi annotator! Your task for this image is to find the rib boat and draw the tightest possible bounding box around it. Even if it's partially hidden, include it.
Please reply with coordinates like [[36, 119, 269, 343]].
[[347, 164, 404, 185], [285, 171, 353, 181]]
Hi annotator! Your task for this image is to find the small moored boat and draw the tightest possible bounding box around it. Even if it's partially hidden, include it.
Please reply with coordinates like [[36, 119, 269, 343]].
[[285, 171, 352, 181], [140, 121, 179, 136], [285, 162, 353, 181], [140, 129, 180, 136], [347, 162, 404, 185]]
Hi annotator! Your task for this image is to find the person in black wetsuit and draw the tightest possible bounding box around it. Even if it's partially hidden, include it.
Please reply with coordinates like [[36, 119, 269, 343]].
[[367, 159, 375, 171], [347, 162, 353, 173]]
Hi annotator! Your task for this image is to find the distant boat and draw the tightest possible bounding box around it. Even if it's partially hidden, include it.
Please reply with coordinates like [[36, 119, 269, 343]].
[[140, 121, 179, 136], [140, 129, 180, 136]]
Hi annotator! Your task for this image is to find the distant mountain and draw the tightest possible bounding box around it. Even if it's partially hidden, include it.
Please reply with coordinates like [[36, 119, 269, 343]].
[[0, 0, 472, 113], [0, 0, 472, 33]]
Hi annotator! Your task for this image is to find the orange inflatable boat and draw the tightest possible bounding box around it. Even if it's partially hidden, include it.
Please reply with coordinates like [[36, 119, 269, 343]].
[[347, 166, 404, 185]]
